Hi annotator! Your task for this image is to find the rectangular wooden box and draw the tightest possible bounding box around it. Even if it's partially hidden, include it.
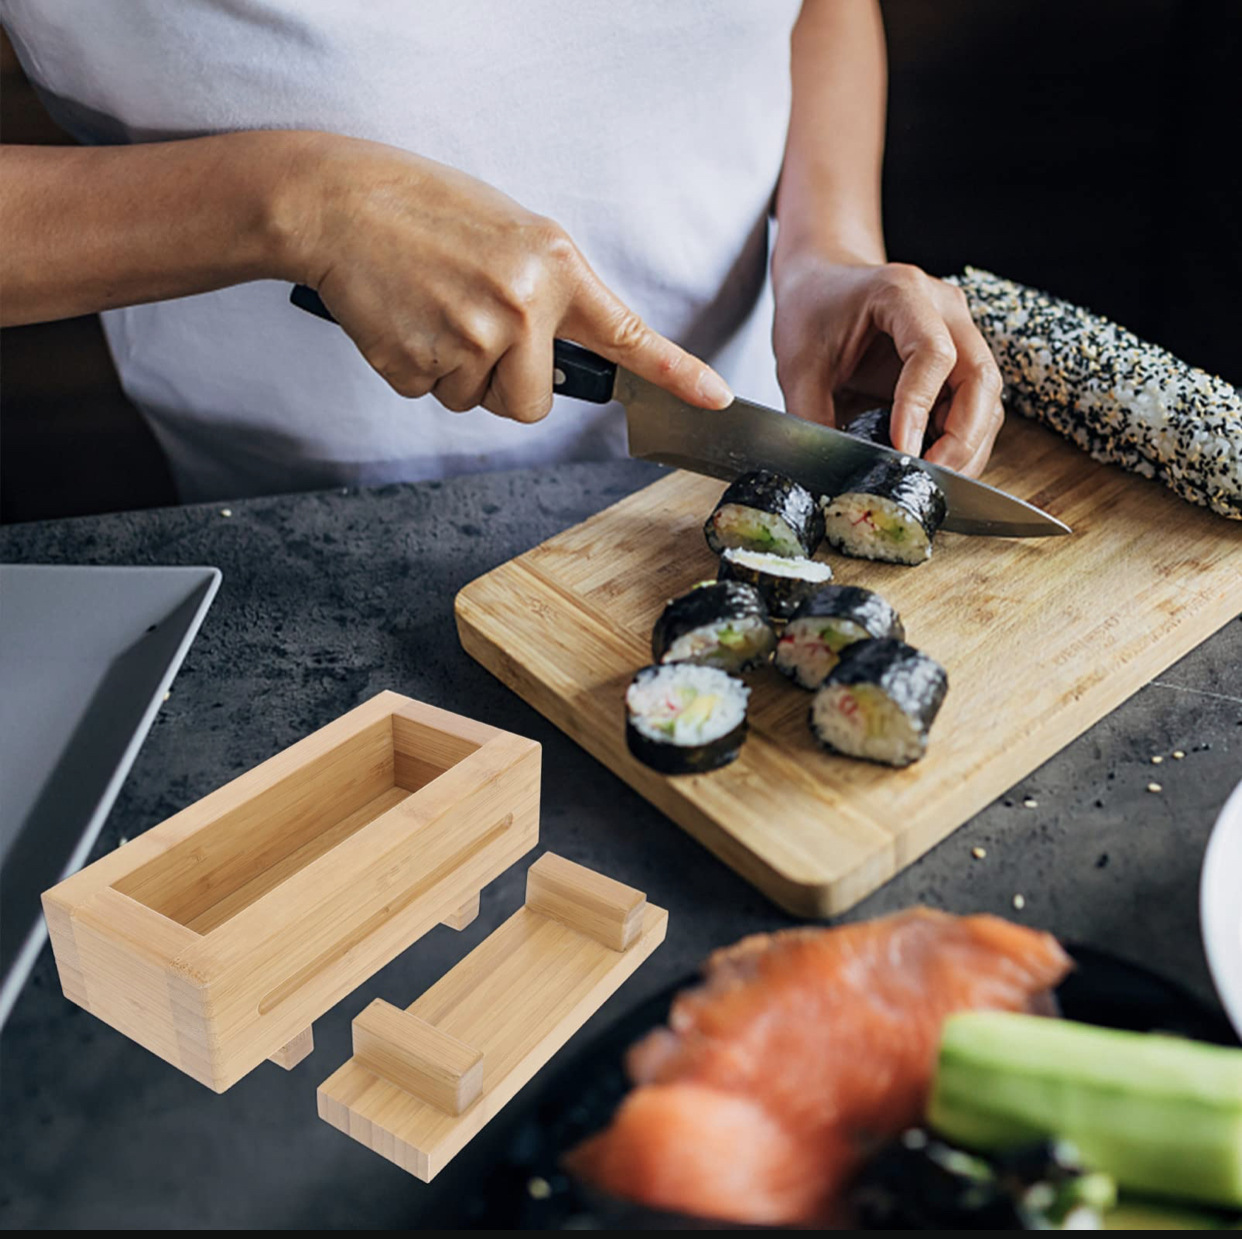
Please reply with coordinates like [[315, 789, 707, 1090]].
[[41, 690, 540, 1092]]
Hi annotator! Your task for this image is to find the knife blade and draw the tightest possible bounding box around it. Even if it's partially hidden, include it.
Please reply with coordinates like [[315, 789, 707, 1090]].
[[289, 286, 1070, 537]]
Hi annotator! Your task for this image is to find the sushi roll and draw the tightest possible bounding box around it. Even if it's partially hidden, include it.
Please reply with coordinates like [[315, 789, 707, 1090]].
[[775, 585, 905, 690], [810, 639, 947, 767], [625, 663, 749, 775], [716, 547, 834, 620], [704, 470, 825, 558], [821, 459, 947, 565], [950, 266, 1242, 521], [844, 406, 934, 452], [652, 581, 776, 672], [844, 406, 895, 447]]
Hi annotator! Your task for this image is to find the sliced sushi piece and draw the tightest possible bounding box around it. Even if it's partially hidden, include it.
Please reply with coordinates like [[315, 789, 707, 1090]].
[[950, 266, 1242, 521], [716, 547, 833, 620], [565, 908, 1072, 1226], [704, 469, 825, 558], [625, 663, 749, 775], [821, 458, 947, 564], [651, 581, 775, 672], [775, 585, 905, 690], [844, 405, 896, 447], [844, 406, 936, 452], [810, 638, 947, 767]]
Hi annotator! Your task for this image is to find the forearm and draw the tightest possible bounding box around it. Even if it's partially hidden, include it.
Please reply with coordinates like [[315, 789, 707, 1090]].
[[0, 131, 316, 326], [772, 0, 887, 282]]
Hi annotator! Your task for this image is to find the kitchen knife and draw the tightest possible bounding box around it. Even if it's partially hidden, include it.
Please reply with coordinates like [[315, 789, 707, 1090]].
[[289, 284, 1070, 537]]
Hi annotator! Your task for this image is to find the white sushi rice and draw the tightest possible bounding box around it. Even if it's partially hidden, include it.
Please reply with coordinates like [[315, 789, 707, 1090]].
[[822, 493, 932, 564], [709, 504, 805, 557], [660, 615, 775, 670], [950, 267, 1242, 520], [776, 616, 871, 689], [627, 664, 749, 746], [720, 547, 834, 582], [811, 682, 926, 767]]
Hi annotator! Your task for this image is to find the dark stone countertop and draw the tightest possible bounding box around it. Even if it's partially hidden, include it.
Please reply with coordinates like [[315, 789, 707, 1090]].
[[1, 461, 1239, 1229]]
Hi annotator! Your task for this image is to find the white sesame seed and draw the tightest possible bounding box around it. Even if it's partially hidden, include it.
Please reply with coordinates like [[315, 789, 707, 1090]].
[[1023, 798, 1038, 809], [163, 691, 172, 701], [1172, 750, 1185, 759], [971, 846, 987, 860], [1150, 755, 1164, 764], [1147, 782, 1162, 793], [1012, 894, 1026, 910], [220, 508, 233, 517]]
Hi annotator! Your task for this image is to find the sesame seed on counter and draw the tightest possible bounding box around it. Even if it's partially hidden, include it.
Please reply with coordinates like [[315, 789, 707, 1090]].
[[947, 268, 1242, 521]]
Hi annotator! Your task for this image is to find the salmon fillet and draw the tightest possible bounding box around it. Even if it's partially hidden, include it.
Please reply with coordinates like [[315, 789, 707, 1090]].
[[566, 907, 1071, 1225]]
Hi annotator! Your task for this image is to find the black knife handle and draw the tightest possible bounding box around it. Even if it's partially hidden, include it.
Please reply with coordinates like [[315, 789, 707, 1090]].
[[288, 284, 617, 403], [290, 283, 337, 322], [551, 340, 616, 403]]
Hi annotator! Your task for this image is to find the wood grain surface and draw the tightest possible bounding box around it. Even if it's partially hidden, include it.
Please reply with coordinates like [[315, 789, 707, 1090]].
[[317, 854, 667, 1181], [456, 417, 1242, 918]]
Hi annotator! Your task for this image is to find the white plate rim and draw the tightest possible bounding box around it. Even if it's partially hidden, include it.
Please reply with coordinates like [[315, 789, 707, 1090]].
[[1200, 775, 1242, 1040]]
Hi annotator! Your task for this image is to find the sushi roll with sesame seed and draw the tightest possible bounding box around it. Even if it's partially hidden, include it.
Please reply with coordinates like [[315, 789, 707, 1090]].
[[821, 459, 947, 564], [625, 663, 749, 775], [652, 581, 776, 672], [810, 639, 947, 767], [717, 547, 834, 620], [704, 470, 825, 558], [950, 266, 1242, 521], [776, 585, 906, 689]]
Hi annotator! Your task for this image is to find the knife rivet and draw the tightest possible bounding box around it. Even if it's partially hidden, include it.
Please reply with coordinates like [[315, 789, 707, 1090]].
[[553, 367, 567, 387]]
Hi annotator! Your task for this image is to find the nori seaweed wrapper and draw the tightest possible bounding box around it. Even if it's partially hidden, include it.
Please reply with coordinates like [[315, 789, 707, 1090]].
[[822, 638, 947, 737], [651, 581, 771, 663], [844, 407, 895, 447], [624, 715, 747, 775], [844, 407, 936, 453], [786, 585, 905, 641], [716, 552, 832, 620], [704, 469, 826, 557], [829, 458, 947, 542]]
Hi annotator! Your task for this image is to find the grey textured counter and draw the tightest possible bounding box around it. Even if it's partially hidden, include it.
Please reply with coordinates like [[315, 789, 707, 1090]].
[[1, 460, 1239, 1229]]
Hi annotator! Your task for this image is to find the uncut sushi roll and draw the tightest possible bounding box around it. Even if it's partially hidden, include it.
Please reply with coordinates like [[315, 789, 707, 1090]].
[[775, 585, 905, 690], [717, 547, 834, 621], [652, 581, 776, 672], [950, 266, 1242, 520], [704, 470, 825, 558], [821, 459, 947, 565], [625, 663, 749, 775], [810, 639, 948, 767]]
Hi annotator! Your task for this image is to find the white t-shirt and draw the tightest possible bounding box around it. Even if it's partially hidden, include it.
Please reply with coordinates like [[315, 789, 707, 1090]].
[[2, 1, 802, 501]]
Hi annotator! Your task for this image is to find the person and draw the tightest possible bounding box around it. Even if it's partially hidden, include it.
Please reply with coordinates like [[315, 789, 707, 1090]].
[[0, 1, 1004, 503]]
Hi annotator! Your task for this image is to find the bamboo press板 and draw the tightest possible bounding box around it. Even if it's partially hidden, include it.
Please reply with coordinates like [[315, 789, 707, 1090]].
[[455, 416, 1242, 917], [317, 852, 668, 1181], [41, 691, 541, 1091]]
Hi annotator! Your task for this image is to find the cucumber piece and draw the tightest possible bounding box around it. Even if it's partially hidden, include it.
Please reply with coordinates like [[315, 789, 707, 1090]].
[[930, 1012, 1242, 1209]]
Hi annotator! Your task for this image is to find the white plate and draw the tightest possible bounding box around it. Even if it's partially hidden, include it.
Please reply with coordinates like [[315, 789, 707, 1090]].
[[1201, 776, 1242, 1040], [0, 563, 220, 1027]]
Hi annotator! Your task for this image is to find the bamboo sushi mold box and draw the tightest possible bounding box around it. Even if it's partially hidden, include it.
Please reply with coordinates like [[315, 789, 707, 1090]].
[[318, 852, 668, 1181], [40, 690, 542, 1092]]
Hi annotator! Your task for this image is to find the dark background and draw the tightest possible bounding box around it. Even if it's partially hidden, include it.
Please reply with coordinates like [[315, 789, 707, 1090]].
[[1, 0, 1238, 524]]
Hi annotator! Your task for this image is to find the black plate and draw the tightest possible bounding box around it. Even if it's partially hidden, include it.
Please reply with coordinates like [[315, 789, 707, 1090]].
[[459, 943, 1238, 1230]]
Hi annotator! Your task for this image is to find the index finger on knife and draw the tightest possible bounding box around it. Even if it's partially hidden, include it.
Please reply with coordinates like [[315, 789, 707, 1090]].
[[562, 264, 733, 410]]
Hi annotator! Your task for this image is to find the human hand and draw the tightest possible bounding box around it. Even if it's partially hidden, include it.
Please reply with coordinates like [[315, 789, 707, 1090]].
[[771, 254, 1004, 477], [285, 134, 732, 420]]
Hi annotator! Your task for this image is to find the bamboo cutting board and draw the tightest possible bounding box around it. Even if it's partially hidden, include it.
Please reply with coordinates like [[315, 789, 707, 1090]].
[[456, 417, 1242, 917]]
